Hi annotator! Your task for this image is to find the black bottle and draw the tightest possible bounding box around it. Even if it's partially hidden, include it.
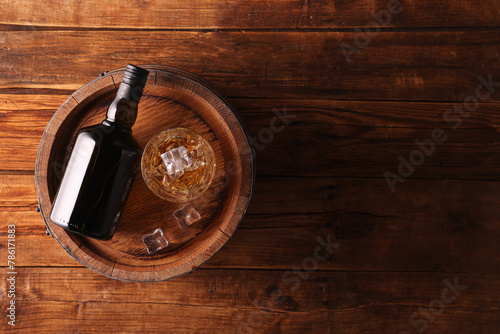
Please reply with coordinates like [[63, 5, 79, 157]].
[[50, 64, 149, 240]]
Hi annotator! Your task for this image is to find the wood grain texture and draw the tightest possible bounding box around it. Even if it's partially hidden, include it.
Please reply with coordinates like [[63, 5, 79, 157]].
[[4, 174, 500, 274], [1, 0, 500, 29], [0, 268, 499, 333], [0, 31, 499, 100], [4, 94, 500, 180], [1, 0, 500, 331]]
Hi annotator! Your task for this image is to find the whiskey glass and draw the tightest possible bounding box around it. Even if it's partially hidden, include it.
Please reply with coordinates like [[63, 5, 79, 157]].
[[141, 127, 216, 203]]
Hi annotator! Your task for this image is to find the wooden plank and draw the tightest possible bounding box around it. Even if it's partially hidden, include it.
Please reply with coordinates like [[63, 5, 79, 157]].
[[0, 268, 499, 333], [0, 31, 499, 100], [4, 93, 500, 179], [241, 99, 500, 179], [1, 0, 500, 29], [0, 175, 38, 208], [3, 175, 500, 273]]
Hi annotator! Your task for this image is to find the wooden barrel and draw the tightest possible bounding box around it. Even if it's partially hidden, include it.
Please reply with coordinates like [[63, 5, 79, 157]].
[[35, 65, 255, 282]]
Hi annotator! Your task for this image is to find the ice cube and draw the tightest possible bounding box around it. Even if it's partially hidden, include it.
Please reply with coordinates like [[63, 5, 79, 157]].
[[185, 146, 206, 172], [142, 228, 169, 254], [161, 146, 192, 177], [173, 203, 201, 229]]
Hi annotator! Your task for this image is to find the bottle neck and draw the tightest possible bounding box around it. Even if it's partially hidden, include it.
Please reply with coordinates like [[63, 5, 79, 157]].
[[106, 82, 143, 128], [116, 81, 144, 102]]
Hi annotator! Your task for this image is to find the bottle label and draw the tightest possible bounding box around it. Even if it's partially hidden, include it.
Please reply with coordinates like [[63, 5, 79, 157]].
[[50, 132, 96, 227]]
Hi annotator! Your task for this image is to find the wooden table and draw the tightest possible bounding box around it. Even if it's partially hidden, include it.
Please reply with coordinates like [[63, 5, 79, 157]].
[[1, 1, 500, 332]]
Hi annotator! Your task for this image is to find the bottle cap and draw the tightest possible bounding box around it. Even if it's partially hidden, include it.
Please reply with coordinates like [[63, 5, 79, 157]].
[[122, 64, 149, 87]]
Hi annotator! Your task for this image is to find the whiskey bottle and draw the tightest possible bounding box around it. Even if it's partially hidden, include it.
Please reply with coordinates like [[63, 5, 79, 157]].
[[50, 64, 149, 240]]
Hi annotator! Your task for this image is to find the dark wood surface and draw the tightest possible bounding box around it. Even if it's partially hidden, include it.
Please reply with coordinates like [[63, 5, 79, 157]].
[[1, 0, 500, 332]]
